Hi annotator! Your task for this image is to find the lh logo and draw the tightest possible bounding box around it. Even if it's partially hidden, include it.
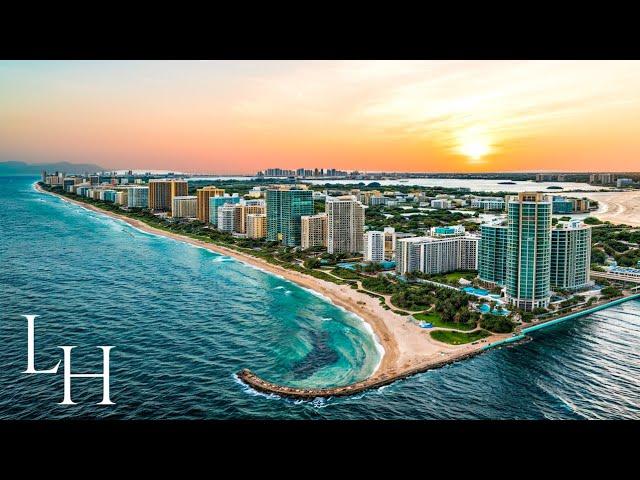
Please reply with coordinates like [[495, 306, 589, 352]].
[[22, 314, 115, 405]]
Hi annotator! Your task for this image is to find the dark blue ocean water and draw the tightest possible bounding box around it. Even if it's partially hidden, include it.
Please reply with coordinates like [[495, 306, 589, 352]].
[[1, 176, 639, 419]]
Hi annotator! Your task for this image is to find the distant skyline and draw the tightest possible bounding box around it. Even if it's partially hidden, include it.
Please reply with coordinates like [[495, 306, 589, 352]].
[[2, 60, 640, 174]]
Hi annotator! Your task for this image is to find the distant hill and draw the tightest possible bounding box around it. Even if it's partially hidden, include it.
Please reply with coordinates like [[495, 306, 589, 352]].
[[0, 161, 104, 176]]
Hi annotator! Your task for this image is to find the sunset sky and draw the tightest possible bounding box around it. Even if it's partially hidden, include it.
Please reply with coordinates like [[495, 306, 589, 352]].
[[1, 60, 640, 174]]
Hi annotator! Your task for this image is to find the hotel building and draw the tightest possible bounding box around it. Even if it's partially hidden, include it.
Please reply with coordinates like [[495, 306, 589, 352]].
[[217, 203, 239, 233], [209, 194, 241, 226], [430, 198, 451, 209], [172, 196, 198, 219], [325, 195, 366, 254], [471, 197, 505, 211], [246, 213, 267, 239], [196, 186, 225, 223], [505, 192, 552, 311], [266, 187, 314, 246], [364, 231, 385, 263], [127, 186, 149, 208], [115, 191, 128, 206], [550, 220, 592, 291], [396, 226, 478, 276], [148, 179, 189, 212], [478, 221, 508, 287], [301, 213, 328, 250], [237, 201, 266, 234]]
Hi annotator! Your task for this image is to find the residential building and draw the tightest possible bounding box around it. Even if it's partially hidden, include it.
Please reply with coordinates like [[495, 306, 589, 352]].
[[550, 220, 592, 291], [478, 222, 508, 287], [364, 231, 385, 263], [301, 213, 328, 250], [172, 196, 198, 219], [505, 192, 552, 311], [396, 234, 479, 276], [430, 199, 451, 209], [127, 186, 149, 208], [246, 213, 267, 239], [209, 194, 240, 226], [470, 197, 505, 210], [148, 179, 188, 212], [617, 178, 634, 188], [237, 201, 266, 234], [196, 186, 225, 223], [266, 187, 314, 246], [218, 203, 240, 232], [115, 191, 128, 206], [325, 195, 366, 254]]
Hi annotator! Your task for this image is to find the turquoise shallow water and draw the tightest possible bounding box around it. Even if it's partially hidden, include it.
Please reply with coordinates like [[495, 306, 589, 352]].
[[1, 176, 639, 419]]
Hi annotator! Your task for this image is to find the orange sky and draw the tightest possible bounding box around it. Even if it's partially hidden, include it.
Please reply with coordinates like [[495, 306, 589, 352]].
[[1, 60, 640, 173]]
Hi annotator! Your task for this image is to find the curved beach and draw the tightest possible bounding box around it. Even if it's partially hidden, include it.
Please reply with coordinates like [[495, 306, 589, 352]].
[[583, 190, 640, 227], [36, 183, 513, 394]]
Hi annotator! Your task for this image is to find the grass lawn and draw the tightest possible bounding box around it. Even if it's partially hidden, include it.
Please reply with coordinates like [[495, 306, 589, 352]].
[[413, 312, 476, 331], [429, 329, 491, 345], [427, 270, 477, 286]]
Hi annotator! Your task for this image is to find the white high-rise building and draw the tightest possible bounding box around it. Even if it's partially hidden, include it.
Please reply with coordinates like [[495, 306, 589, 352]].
[[364, 231, 385, 263], [218, 203, 240, 232], [325, 195, 366, 254], [550, 219, 592, 291], [396, 235, 479, 276]]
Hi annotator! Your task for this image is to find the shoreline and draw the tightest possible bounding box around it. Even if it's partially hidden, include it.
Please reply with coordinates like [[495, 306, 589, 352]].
[[582, 190, 640, 227], [33, 183, 526, 395]]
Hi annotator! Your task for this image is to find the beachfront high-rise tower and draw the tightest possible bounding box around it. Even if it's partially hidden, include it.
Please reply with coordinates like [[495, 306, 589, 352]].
[[364, 231, 385, 263], [148, 179, 188, 212], [209, 194, 240, 226], [301, 213, 328, 250], [196, 186, 225, 223], [478, 221, 508, 287], [550, 219, 592, 291], [266, 186, 314, 247], [505, 192, 552, 311], [325, 195, 366, 254]]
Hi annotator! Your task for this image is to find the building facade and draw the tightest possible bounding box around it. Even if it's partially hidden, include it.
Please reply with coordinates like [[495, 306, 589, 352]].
[[148, 179, 188, 211], [209, 195, 240, 226], [325, 195, 366, 254], [396, 235, 479, 276], [478, 223, 508, 287], [550, 220, 592, 291], [505, 193, 552, 311], [127, 186, 149, 208], [217, 203, 239, 232], [238, 202, 266, 234], [266, 187, 314, 246], [364, 231, 385, 263], [172, 196, 198, 219], [196, 186, 225, 223], [301, 213, 327, 250], [246, 213, 267, 239]]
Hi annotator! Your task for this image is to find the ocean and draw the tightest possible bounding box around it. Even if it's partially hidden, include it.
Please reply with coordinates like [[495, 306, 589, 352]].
[[1, 176, 638, 419]]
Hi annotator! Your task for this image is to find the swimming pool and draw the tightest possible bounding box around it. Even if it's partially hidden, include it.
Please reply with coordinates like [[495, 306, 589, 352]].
[[463, 287, 489, 296]]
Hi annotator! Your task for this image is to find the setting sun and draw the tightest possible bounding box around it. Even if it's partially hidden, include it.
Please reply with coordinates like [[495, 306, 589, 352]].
[[459, 140, 491, 161]]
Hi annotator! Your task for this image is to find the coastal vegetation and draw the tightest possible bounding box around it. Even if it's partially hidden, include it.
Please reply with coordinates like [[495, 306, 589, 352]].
[[430, 329, 491, 345], [413, 311, 476, 331], [479, 314, 515, 333]]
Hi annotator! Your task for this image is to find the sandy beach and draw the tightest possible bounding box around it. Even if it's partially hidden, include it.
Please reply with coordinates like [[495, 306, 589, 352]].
[[582, 190, 640, 227], [36, 183, 510, 389]]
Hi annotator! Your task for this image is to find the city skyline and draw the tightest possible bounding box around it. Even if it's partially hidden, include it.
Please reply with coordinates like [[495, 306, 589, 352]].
[[3, 60, 640, 174]]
